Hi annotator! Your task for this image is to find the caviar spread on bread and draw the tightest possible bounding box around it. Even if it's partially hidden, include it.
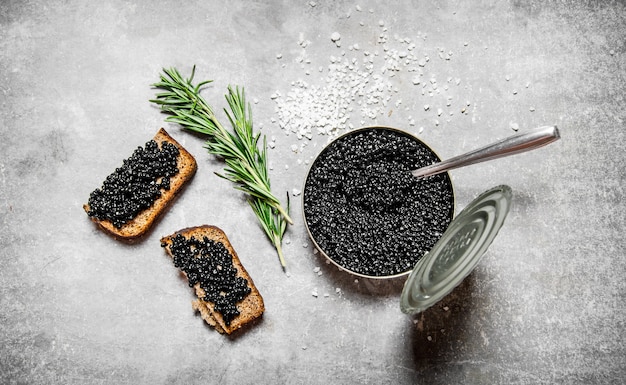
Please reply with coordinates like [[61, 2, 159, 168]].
[[161, 225, 265, 334], [84, 128, 197, 239]]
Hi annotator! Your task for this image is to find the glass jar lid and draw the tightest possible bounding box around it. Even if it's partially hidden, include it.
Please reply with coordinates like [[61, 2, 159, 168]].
[[400, 185, 513, 315]]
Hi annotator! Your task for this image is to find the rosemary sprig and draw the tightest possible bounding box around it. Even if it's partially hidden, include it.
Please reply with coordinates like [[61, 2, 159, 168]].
[[150, 66, 292, 268]]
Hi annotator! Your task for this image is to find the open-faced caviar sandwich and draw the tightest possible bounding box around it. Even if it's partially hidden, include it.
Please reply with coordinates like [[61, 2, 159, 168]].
[[84, 128, 197, 239], [160, 225, 265, 334]]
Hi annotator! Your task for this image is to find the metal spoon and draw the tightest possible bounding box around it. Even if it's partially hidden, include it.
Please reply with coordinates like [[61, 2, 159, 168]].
[[412, 125, 561, 178]]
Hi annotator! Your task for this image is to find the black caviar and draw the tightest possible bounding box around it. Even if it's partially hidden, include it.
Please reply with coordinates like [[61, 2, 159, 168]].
[[86, 140, 180, 228], [163, 234, 251, 326], [303, 127, 454, 277]]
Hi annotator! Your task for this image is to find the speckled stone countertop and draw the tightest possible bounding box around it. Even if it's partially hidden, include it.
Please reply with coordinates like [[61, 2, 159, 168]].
[[1, 1, 624, 384]]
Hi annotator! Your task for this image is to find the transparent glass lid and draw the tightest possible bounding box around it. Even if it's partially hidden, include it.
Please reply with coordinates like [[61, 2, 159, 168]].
[[400, 185, 513, 315]]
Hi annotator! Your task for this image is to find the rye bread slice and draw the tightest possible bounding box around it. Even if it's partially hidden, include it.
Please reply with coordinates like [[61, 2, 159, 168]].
[[84, 128, 197, 239], [160, 225, 265, 335]]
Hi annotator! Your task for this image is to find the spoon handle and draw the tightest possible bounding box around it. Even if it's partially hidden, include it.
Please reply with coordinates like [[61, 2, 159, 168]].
[[412, 125, 561, 178]]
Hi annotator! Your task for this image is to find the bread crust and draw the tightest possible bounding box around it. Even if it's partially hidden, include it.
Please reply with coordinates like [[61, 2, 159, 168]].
[[84, 128, 197, 240], [160, 225, 265, 335]]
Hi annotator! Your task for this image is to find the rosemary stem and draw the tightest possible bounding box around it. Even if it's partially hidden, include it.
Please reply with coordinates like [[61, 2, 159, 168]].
[[273, 233, 286, 270], [274, 202, 294, 225]]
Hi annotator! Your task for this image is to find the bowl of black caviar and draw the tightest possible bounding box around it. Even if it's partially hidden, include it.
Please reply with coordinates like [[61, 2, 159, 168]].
[[302, 126, 456, 279]]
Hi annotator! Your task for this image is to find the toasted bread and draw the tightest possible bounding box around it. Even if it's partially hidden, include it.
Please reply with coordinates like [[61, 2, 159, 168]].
[[84, 128, 197, 240], [160, 225, 265, 334]]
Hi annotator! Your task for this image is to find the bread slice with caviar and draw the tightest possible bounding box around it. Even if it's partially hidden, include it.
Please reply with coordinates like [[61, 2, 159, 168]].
[[160, 225, 265, 334], [84, 128, 197, 239]]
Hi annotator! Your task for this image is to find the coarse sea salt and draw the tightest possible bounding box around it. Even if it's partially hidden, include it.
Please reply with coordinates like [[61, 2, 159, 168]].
[[269, 5, 472, 153]]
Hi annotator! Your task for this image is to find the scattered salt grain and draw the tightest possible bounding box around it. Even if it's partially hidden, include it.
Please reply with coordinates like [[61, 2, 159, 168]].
[[292, 188, 301, 196], [299, 38, 311, 48], [330, 32, 341, 42]]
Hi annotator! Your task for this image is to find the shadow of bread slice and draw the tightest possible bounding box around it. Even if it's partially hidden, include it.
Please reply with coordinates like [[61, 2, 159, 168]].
[[160, 225, 265, 335], [84, 128, 197, 240]]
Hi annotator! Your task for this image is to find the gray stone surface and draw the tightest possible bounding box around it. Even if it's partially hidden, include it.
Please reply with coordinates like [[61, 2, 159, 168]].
[[1, 1, 624, 384]]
